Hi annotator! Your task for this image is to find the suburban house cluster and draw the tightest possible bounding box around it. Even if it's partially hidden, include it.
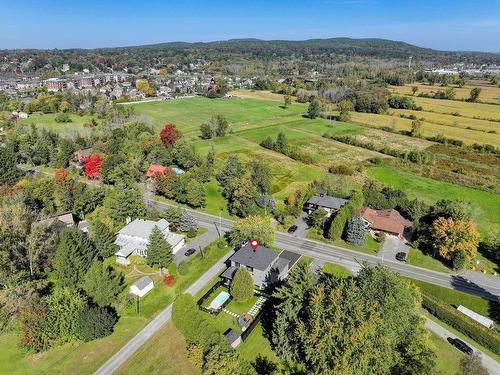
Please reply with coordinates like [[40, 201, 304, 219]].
[[114, 218, 185, 265]]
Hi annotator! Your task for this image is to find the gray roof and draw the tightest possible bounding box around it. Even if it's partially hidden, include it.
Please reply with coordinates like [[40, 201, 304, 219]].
[[221, 266, 237, 280], [306, 195, 347, 210], [224, 329, 241, 343], [118, 219, 170, 238], [278, 250, 301, 268], [229, 242, 279, 271], [132, 276, 153, 290]]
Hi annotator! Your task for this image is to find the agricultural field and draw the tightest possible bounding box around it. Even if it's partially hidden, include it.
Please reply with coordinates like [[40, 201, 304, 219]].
[[390, 83, 500, 104]]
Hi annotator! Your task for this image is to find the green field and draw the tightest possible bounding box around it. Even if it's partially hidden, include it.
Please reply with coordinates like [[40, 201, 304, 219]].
[[367, 165, 500, 235], [19, 112, 98, 136]]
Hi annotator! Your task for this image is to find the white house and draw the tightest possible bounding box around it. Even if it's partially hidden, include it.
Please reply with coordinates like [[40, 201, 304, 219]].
[[114, 218, 185, 265], [130, 276, 154, 297]]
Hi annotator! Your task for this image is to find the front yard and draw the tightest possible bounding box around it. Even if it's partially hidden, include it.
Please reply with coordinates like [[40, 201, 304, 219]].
[[307, 228, 381, 255]]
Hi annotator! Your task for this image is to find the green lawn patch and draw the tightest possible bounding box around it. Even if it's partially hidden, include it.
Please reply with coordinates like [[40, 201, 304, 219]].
[[307, 229, 380, 255], [428, 331, 463, 375], [322, 262, 352, 278], [226, 294, 259, 316], [407, 248, 453, 274], [19, 112, 98, 136]]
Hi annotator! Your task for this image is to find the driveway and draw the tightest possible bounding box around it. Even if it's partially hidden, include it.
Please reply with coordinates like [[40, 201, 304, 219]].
[[379, 234, 410, 262], [290, 212, 310, 238], [174, 228, 219, 265]]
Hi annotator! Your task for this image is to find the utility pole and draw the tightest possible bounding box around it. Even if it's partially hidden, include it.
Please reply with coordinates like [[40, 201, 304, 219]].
[[408, 56, 412, 70]]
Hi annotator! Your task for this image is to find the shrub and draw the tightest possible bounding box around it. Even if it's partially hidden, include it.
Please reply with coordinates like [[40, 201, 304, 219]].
[[163, 274, 176, 286], [187, 227, 197, 238], [329, 164, 354, 176], [54, 113, 72, 123], [231, 268, 254, 302], [167, 262, 177, 275], [75, 306, 117, 342], [422, 294, 500, 355]]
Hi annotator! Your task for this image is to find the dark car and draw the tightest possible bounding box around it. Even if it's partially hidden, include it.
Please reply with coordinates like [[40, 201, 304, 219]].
[[395, 252, 407, 262], [288, 225, 298, 234], [184, 248, 196, 257], [447, 337, 473, 355]]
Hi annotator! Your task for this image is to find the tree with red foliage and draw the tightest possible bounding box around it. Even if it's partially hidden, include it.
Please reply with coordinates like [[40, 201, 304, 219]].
[[84, 154, 103, 180], [159, 123, 181, 148], [19, 301, 55, 352], [163, 274, 176, 286]]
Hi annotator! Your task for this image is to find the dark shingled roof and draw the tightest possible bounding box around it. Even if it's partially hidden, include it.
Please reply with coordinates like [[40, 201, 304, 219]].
[[229, 242, 279, 271], [306, 195, 347, 210], [224, 329, 241, 343]]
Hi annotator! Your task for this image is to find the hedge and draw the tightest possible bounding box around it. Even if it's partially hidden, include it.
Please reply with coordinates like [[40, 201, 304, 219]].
[[422, 294, 500, 355]]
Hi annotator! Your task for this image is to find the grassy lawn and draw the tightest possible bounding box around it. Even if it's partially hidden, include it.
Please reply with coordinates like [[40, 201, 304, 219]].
[[116, 323, 199, 375], [405, 278, 495, 321], [237, 322, 278, 364], [19, 112, 98, 136], [307, 229, 380, 256], [428, 331, 463, 375], [407, 248, 453, 274], [322, 262, 352, 277], [367, 165, 500, 235], [225, 294, 259, 316], [0, 239, 232, 375]]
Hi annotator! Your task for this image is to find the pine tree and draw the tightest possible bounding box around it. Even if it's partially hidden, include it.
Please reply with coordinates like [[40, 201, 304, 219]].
[[0, 145, 23, 186], [231, 267, 254, 302], [180, 211, 198, 232], [54, 228, 97, 289], [146, 226, 172, 268], [90, 220, 117, 259], [345, 213, 367, 246], [83, 261, 124, 307]]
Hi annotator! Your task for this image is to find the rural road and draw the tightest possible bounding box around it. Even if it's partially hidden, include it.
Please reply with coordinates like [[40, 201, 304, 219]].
[[93, 250, 233, 375], [425, 318, 500, 374], [148, 199, 500, 302]]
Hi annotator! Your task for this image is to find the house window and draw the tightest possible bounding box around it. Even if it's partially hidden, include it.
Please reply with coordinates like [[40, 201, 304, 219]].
[[246, 266, 253, 272], [234, 262, 240, 268]]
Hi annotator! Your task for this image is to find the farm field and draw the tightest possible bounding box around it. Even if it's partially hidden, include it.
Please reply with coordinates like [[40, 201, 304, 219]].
[[410, 96, 500, 121], [19, 112, 97, 136], [367, 165, 500, 235], [390, 83, 500, 104]]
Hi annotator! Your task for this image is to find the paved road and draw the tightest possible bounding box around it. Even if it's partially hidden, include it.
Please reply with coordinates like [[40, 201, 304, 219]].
[[94, 249, 233, 375], [425, 317, 500, 375], [148, 199, 500, 302]]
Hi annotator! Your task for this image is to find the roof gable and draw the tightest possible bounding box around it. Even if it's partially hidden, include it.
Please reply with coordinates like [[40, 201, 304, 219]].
[[229, 242, 279, 271]]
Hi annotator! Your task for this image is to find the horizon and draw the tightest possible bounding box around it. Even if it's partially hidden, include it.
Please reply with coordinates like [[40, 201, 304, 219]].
[[1, 0, 500, 52]]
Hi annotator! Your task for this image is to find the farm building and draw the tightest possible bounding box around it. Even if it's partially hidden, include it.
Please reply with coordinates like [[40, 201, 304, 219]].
[[130, 276, 154, 297]]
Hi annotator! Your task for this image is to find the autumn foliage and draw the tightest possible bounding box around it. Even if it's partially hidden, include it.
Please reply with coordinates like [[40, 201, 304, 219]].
[[163, 274, 176, 286], [54, 168, 69, 186], [160, 123, 181, 148], [84, 154, 103, 179], [431, 217, 480, 261]]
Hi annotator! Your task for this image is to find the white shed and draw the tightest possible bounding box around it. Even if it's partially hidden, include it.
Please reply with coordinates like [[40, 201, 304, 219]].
[[457, 305, 494, 328], [130, 276, 154, 297]]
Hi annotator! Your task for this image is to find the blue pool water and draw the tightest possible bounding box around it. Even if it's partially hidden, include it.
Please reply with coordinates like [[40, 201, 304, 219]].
[[209, 291, 230, 309]]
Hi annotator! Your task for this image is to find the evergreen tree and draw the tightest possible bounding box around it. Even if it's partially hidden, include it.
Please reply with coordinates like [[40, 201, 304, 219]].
[[345, 213, 367, 246], [0, 145, 23, 186], [146, 226, 172, 268], [180, 210, 198, 232], [83, 261, 124, 307], [54, 228, 97, 289], [103, 188, 146, 224], [216, 154, 244, 185], [231, 267, 254, 302], [250, 160, 272, 193], [186, 179, 206, 207], [90, 220, 117, 259], [75, 305, 118, 342], [307, 98, 322, 119]]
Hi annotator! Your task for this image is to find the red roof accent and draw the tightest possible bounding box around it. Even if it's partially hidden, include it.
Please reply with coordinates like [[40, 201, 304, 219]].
[[359, 207, 412, 236], [146, 164, 167, 177]]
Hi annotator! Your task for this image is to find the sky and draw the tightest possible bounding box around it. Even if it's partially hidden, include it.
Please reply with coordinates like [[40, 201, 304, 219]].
[[1, 0, 499, 52]]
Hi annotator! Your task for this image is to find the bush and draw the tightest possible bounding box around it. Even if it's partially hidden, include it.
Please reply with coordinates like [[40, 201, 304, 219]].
[[163, 274, 176, 286], [231, 267, 254, 302], [422, 294, 500, 355], [216, 237, 227, 249], [75, 306, 117, 342], [329, 164, 354, 176], [187, 227, 197, 238], [54, 113, 72, 123], [178, 261, 189, 276], [167, 262, 177, 275]]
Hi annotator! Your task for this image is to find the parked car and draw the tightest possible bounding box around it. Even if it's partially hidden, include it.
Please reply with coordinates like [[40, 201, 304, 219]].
[[288, 225, 298, 234], [447, 337, 473, 355], [395, 252, 407, 262], [184, 248, 196, 257]]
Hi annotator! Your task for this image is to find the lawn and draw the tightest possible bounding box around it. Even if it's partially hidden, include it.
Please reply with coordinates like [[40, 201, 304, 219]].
[[322, 262, 352, 277], [225, 294, 259, 315], [428, 331, 463, 375], [116, 323, 199, 375], [19, 112, 98, 136], [0, 239, 232, 375], [307, 228, 381, 256], [407, 248, 453, 274], [367, 165, 500, 235]]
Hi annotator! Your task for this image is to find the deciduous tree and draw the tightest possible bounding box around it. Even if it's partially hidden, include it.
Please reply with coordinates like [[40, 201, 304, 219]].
[[83, 154, 103, 179], [229, 215, 274, 246], [431, 217, 480, 263], [160, 123, 181, 148], [307, 97, 322, 119]]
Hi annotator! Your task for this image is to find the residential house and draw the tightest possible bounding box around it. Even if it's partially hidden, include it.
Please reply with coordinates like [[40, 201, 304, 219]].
[[359, 207, 412, 239], [73, 147, 92, 164], [304, 194, 348, 217], [114, 219, 185, 265], [221, 242, 300, 289], [40, 211, 75, 228], [130, 276, 154, 297], [146, 164, 167, 178]]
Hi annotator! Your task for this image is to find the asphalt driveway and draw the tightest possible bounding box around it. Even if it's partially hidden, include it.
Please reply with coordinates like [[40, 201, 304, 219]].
[[379, 234, 410, 262]]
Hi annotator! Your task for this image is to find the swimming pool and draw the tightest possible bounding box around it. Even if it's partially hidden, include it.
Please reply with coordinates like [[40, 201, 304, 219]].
[[209, 291, 231, 310]]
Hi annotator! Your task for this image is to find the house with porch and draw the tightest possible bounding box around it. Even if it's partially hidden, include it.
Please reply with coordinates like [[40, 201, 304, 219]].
[[221, 242, 300, 289], [115, 218, 185, 265], [304, 194, 348, 217]]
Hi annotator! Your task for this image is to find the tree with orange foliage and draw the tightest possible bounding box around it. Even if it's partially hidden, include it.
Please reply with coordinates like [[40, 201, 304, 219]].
[[431, 217, 480, 263], [84, 154, 103, 180], [54, 168, 69, 186]]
